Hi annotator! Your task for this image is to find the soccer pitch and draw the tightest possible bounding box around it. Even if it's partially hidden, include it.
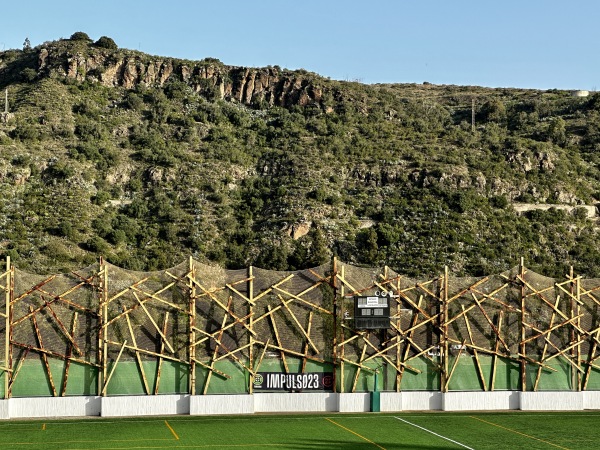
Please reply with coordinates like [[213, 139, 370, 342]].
[[0, 412, 597, 449]]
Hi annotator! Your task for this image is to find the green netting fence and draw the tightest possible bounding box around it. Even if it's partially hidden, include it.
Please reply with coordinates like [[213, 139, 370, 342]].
[[1, 258, 600, 397]]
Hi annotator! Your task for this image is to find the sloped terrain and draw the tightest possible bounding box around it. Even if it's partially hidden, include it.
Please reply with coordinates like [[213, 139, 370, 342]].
[[1, 35, 600, 277]]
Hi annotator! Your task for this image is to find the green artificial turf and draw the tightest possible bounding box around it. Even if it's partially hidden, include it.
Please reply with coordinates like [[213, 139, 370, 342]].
[[0, 412, 596, 449]]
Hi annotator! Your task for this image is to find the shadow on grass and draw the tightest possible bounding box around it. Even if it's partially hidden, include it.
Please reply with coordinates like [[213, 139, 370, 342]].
[[277, 438, 464, 449]]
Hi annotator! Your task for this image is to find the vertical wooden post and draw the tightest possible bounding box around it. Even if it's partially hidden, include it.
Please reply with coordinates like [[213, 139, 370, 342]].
[[4, 256, 11, 399], [332, 257, 338, 394], [339, 260, 345, 393], [569, 266, 576, 391], [99, 257, 109, 396], [248, 265, 254, 394], [519, 257, 527, 392], [440, 266, 449, 393], [189, 256, 196, 395], [395, 273, 402, 392], [570, 267, 581, 391]]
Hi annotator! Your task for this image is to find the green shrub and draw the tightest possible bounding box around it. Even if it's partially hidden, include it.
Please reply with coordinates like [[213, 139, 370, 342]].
[[70, 32, 92, 41], [94, 36, 118, 50]]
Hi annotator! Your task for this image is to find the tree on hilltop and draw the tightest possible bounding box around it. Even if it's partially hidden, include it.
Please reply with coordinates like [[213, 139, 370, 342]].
[[94, 36, 118, 50], [70, 32, 92, 42]]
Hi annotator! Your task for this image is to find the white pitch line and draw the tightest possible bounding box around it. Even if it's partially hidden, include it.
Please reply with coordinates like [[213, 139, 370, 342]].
[[394, 416, 475, 450]]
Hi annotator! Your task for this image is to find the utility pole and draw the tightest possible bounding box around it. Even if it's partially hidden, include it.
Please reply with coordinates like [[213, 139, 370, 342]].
[[4, 89, 7, 114]]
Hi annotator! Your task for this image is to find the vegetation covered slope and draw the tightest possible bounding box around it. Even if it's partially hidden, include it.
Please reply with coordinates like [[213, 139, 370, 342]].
[[1, 34, 600, 277]]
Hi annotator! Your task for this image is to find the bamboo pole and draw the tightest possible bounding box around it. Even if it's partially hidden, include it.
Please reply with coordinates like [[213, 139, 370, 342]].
[[8, 348, 28, 391], [4, 256, 10, 398], [445, 341, 466, 387], [191, 313, 253, 348], [461, 305, 486, 391], [268, 305, 289, 373], [248, 265, 254, 394], [154, 313, 169, 395], [397, 296, 422, 389], [102, 338, 229, 378], [188, 277, 256, 337], [301, 312, 314, 373], [519, 258, 527, 392], [43, 302, 83, 356], [189, 256, 196, 396], [573, 269, 582, 390], [273, 285, 332, 315], [11, 342, 98, 367], [332, 257, 338, 394], [280, 298, 319, 354], [11, 274, 57, 304], [132, 291, 175, 354], [351, 342, 368, 393], [100, 257, 108, 396], [125, 311, 150, 395], [61, 312, 78, 396], [252, 339, 270, 376], [203, 303, 229, 395], [102, 340, 127, 396], [339, 263, 345, 393], [30, 306, 57, 396], [490, 311, 503, 391], [264, 342, 326, 363], [470, 292, 511, 352], [583, 329, 600, 390], [395, 276, 402, 392], [440, 267, 449, 393]]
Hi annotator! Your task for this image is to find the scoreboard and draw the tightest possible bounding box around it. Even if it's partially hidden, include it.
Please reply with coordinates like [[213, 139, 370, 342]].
[[354, 296, 390, 329]]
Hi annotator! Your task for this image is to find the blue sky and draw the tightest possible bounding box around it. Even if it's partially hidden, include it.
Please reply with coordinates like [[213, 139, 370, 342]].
[[2, 0, 598, 90]]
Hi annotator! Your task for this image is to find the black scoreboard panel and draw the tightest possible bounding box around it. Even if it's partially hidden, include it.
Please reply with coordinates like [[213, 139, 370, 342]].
[[354, 296, 390, 329]]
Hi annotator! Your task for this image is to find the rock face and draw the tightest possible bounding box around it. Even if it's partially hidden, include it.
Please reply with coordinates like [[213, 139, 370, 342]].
[[31, 42, 324, 109]]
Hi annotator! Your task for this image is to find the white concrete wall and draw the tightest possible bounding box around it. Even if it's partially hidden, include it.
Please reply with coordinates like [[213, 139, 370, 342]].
[[583, 391, 600, 410], [190, 394, 254, 415], [443, 391, 519, 411], [402, 391, 442, 411], [380, 393, 402, 412], [338, 393, 369, 412], [3, 391, 600, 419], [9, 396, 101, 418], [101, 394, 189, 417], [520, 392, 583, 411], [254, 393, 337, 413], [0, 400, 8, 419]]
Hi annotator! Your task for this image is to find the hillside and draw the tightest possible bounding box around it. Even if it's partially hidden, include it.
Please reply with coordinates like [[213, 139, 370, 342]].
[[1, 33, 600, 277]]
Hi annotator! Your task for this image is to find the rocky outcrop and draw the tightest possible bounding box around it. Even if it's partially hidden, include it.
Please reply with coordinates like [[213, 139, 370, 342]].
[[30, 42, 325, 109]]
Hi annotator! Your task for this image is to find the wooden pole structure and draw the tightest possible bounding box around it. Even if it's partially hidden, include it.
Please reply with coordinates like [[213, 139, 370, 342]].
[[570, 268, 581, 391], [4, 256, 11, 399], [248, 266, 254, 394], [490, 310, 503, 391], [339, 261, 345, 393], [29, 306, 57, 396], [519, 257, 527, 392], [189, 256, 196, 395], [100, 257, 109, 396], [125, 311, 149, 395], [440, 267, 449, 393], [332, 257, 338, 394], [576, 274, 582, 390], [394, 274, 402, 392], [154, 313, 169, 395], [102, 341, 127, 396], [268, 305, 289, 373]]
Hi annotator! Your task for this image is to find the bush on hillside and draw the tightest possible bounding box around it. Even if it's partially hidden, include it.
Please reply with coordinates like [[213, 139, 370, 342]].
[[94, 36, 118, 50]]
